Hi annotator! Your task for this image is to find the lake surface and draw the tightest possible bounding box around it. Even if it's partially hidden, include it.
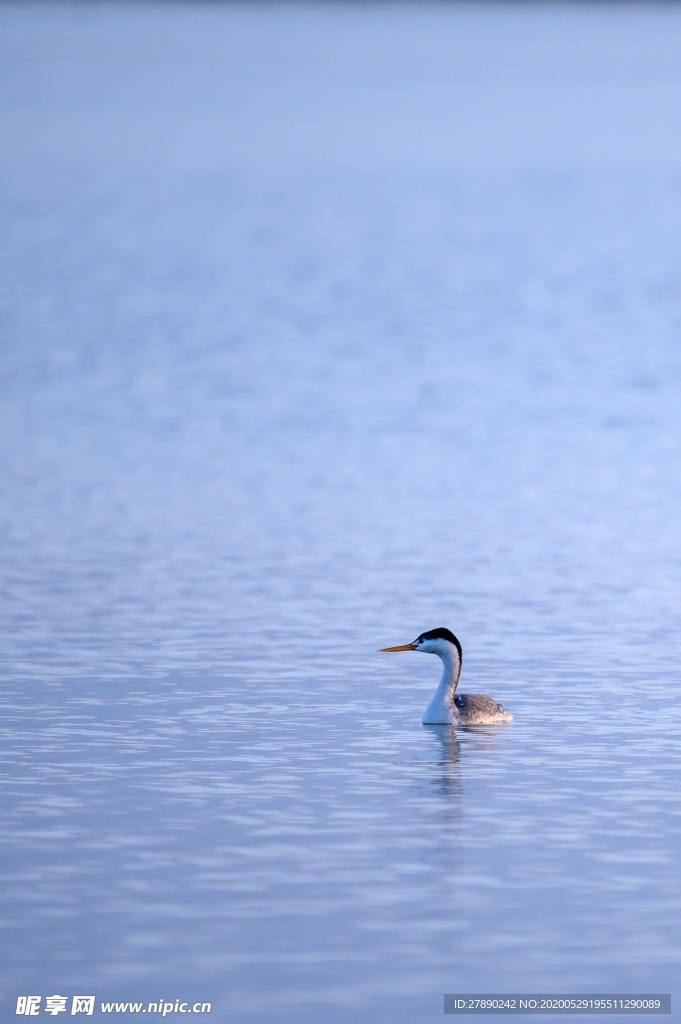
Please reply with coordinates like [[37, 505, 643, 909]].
[[2, 3, 681, 1021]]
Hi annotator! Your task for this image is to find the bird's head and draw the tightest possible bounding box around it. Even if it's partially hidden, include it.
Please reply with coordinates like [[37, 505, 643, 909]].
[[379, 627, 462, 662]]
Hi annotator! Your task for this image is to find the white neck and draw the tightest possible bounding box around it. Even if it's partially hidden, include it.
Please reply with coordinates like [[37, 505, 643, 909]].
[[421, 646, 462, 725]]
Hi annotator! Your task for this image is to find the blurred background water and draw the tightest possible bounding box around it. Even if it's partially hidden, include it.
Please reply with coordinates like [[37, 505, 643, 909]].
[[2, 2, 681, 1021]]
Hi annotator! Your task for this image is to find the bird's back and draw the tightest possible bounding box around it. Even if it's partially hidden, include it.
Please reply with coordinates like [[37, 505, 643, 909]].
[[454, 693, 513, 725]]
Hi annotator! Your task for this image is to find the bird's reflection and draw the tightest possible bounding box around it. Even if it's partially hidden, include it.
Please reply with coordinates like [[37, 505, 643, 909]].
[[422, 724, 462, 800], [422, 723, 503, 800]]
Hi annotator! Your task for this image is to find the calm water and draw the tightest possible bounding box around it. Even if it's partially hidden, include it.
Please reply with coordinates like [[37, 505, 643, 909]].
[[2, 3, 681, 1021]]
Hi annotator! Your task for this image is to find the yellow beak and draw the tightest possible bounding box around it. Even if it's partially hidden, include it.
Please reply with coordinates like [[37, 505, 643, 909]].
[[378, 643, 417, 652]]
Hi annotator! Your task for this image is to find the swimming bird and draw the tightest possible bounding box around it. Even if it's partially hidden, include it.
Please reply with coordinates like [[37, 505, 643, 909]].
[[379, 627, 512, 726]]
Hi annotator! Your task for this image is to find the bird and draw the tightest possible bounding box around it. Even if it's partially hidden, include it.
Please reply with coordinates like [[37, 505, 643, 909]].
[[379, 627, 512, 726]]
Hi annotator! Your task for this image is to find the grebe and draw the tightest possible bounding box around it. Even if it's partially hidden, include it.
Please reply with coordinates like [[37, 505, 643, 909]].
[[379, 627, 512, 726]]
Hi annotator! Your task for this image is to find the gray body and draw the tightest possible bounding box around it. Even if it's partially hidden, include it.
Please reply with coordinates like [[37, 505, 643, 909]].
[[454, 692, 513, 725]]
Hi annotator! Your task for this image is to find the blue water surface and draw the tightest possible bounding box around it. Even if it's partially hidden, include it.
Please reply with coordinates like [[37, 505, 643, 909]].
[[2, 3, 681, 1021]]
